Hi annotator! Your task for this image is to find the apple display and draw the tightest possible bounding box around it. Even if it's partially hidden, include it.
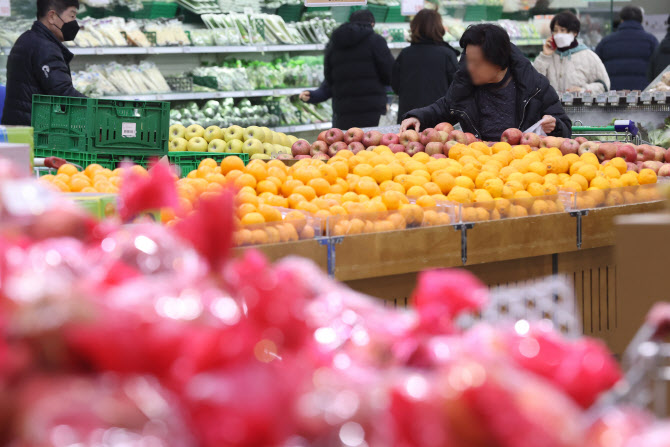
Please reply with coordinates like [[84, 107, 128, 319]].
[[464, 133, 477, 145], [204, 126, 224, 143], [243, 138, 265, 156], [420, 128, 441, 146], [186, 136, 208, 152], [317, 131, 327, 142], [578, 141, 599, 155], [659, 164, 670, 177], [575, 137, 588, 145], [291, 140, 311, 157], [501, 128, 523, 145], [665, 150, 670, 164], [328, 141, 348, 157], [185, 124, 205, 140], [362, 130, 383, 147], [325, 128, 345, 145], [431, 153, 447, 158], [596, 143, 617, 162], [263, 143, 278, 157], [642, 161, 663, 173], [653, 146, 667, 162], [425, 141, 444, 156], [344, 127, 364, 144], [169, 124, 186, 141], [521, 132, 542, 147], [223, 125, 244, 143], [259, 127, 273, 143], [228, 139, 244, 153], [389, 143, 405, 153], [626, 162, 639, 172], [208, 139, 228, 153], [542, 136, 564, 149], [243, 126, 265, 142], [277, 154, 293, 160], [637, 144, 656, 162], [348, 142, 365, 154], [381, 133, 400, 146], [405, 141, 425, 155], [435, 122, 454, 133], [437, 131, 449, 143], [169, 137, 188, 152], [310, 140, 328, 156], [559, 139, 580, 155], [616, 144, 637, 163], [251, 154, 271, 161], [399, 130, 420, 146], [312, 153, 330, 161], [295, 155, 311, 160], [449, 130, 467, 144]]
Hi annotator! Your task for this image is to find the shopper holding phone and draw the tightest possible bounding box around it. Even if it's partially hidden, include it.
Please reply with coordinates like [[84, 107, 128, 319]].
[[533, 11, 610, 94]]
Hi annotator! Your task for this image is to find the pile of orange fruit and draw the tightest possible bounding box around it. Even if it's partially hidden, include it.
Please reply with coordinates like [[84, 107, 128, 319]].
[[38, 163, 137, 193]]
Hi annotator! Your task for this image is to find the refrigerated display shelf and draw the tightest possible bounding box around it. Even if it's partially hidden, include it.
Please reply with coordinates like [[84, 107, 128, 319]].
[[272, 122, 332, 133], [102, 87, 311, 101]]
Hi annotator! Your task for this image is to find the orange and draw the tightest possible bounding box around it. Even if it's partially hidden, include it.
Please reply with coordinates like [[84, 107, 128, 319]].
[[258, 204, 282, 222], [609, 157, 628, 175], [380, 180, 405, 194], [205, 173, 227, 186], [447, 186, 474, 204], [51, 179, 70, 192], [461, 164, 481, 182], [620, 172, 639, 187], [342, 192, 360, 203], [296, 201, 319, 214], [353, 163, 374, 178], [499, 166, 519, 181], [603, 166, 621, 179], [293, 166, 320, 185], [492, 142, 512, 153], [399, 204, 424, 226], [330, 160, 349, 179], [268, 167, 287, 183], [474, 190, 495, 209], [571, 174, 589, 192], [267, 159, 287, 171], [569, 161, 585, 176], [434, 173, 455, 194], [81, 186, 98, 193], [475, 171, 496, 189], [241, 212, 265, 226], [580, 152, 599, 167], [412, 152, 431, 164], [426, 159, 449, 174], [281, 179, 303, 197], [266, 194, 289, 208], [84, 163, 103, 178], [236, 191, 259, 208], [545, 157, 569, 174], [423, 182, 441, 195], [234, 173, 257, 190], [417, 195, 437, 208], [199, 158, 219, 170], [522, 172, 544, 188], [346, 174, 361, 190], [293, 185, 317, 201], [381, 190, 404, 210], [316, 164, 337, 184], [245, 163, 268, 183], [455, 176, 475, 190], [206, 182, 223, 194], [236, 202, 257, 219], [256, 180, 278, 195], [226, 170, 244, 185], [371, 165, 393, 184], [221, 156, 246, 174], [355, 179, 381, 198], [639, 169, 658, 185], [561, 180, 583, 192], [308, 178, 331, 197], [406, 185, 428, 199], [332, 178, 350, 194], [285, 210, 307, 232], [514, 190, 535, 209], [577, 164, 597, 182], [57, 164, 78, 176], [483, 178, 504, 198]]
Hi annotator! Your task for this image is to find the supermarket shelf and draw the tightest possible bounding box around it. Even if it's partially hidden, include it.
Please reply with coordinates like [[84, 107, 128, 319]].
[[272, 122, 332, 133], [101, 87, 310, 101]]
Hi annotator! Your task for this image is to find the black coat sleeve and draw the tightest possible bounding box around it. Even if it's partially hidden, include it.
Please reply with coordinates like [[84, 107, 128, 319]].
[[324, 43, 334, 87], [446, 50, 459, 86], [541, 84, 572, 138], [372, 35, 394, 86], [403, 95, 455, 130], [307, 80, 332, 104], [391, 51, 402, 95], [35, 50, 85, 98]]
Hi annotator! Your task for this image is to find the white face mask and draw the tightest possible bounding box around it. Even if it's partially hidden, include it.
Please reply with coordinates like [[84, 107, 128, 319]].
[[553, 33, 575, 48]]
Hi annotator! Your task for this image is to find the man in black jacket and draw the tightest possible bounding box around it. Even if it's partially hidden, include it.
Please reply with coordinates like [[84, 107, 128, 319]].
[[2, 0, 86, 126], [401, 24, 571, 140], [648, 15, 670, 82], [324, 10, 395, 129]]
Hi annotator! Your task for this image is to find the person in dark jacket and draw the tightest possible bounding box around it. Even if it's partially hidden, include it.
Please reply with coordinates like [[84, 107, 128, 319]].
[[400, 24, 571, 140], [648, 15, 670, 82], [595, 5, 658, 91], [324, 10, 395, 129], [2, 0, 85, 126], [299, 80, 332, 104], [392, 9, 459, 123]]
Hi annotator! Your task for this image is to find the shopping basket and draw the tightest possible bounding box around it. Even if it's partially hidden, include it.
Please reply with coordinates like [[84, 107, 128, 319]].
[[572, 120, 641, 144]]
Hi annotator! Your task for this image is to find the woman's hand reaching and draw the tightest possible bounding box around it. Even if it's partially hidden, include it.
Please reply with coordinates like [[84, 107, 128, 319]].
[[400, 117, 421, 133]]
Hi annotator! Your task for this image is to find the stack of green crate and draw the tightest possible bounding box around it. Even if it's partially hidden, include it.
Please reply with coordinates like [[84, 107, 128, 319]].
[[367, 4, 389, 22], [32, 95, 170, 170], [277, 4, 305, 22], [385, 5, 406, 22]]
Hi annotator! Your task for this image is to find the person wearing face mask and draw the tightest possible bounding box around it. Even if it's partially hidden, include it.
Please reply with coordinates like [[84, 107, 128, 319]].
[[533, 11, 610, 95], [400, 24, 571, 141], [2, 0, 86, 126]]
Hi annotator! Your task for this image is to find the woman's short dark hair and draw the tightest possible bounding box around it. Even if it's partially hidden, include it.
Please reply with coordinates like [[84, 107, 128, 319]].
[[620, 5, 643, 23], [410, 9, 446, 44], [37, 0, 79, 19], [349, 9, 375, 25], [550, 11, 581, 34], [459, 24, 511, 69]]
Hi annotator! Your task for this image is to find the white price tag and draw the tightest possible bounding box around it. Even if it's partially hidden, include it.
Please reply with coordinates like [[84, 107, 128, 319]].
[[401, 0, 422, 16], [0, 0, 9, 17], [122, 123, 137, 138]]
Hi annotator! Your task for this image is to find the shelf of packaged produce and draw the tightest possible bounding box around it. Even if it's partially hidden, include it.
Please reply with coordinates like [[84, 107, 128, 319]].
[[101, 87, 312, 101], [272, 122, 332, 133], [0, 40, 546, 56]]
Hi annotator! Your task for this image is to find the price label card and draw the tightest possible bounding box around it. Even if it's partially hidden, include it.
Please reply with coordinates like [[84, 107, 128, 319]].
[[0, 0, 9, 17], [401, 0, 423, 15], [596, 93, 607, 104], [122, 123, 137, 138], [640, 91, 652, 103], [581, 92, 593, 104], [654, 91, 667, 103], [626, 92, 638, 104], [561, 92, 574, 103]]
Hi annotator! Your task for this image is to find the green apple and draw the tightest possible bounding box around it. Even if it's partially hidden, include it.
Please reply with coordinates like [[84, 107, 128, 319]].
[[204, 126, 224, 143], [287, 135, 298, 146], [243, 126, 265, 142], [169, 124, 186, 141], [187, 137, 208, 152], [243, 138, 264, 156], [272, 132, 282, 145], [208, 139, 228, 153], [263, 143, 278, 157], [272, 144, 285, 155], [251, 153, 271, 160], [259, 127, 273, 143], [224, 125, 244, 142], [228, 139, 244, 153], [185, 124, 205, 140], [169, 137, 188, 152]]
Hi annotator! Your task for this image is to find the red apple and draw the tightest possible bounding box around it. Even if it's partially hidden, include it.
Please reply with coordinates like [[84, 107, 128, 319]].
[[406, 141, 425, 155], [560, 139, 580, 155], [295, 155, 312, 160], [578, 141, 600, 155], [425, 141, 444, 156], [381, 133, 400, 146], [437, 131, 449, 143], [310, 140, 328, 156], [389, 143, 405, 153], [325, 128, 344, 145], [642, 161, 663, 173], [435, 122, 455, 134], [420, 128, 441, 146], [616, 144, 637, 163], [501, 128, 523, 145], [659, 164, 670, 177], [665, 149, 670, 164], [312, 153, 330, 161], [626, 162, 639, 172], [292, 140, 311, 157], [277, 154, 293, 160], [400, 130, 420, 146], [343, 127, 364, 144], [432, 153, 447, 158], [575, 137, 588, 145], [653, 146, 666, 162], [464, 133, 477, 145], [596, 143, 617, 162], [542, 136, 565, 149], [347, 142, 365, 154], [327, 141, 348, 157], [362, 130, 383, 147], [521, 132, 542, 147], [638, 144, 657, 162], [449, 130, 467, 144], [317, 130, 327, 142]]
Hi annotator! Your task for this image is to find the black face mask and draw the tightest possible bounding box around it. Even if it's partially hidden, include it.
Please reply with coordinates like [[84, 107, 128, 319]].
[[55, 13, 80, 41]]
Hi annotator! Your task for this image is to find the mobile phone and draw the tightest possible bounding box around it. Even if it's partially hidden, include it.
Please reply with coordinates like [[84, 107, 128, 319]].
[[549, 37, 557, 50]]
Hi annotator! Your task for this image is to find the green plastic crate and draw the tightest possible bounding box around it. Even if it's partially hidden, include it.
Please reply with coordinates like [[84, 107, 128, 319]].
[[367, 4, 389, 23], [168, 152, 249, 177], [277, 4, 304, 22], [32, 95, 170, 156], [135, 1, 179, 19], [331, 6, 351, 23], [385, 5, 406, 22], [464, 4, 487, 21], [486, 5, 503, 21], [34, 147, 154, 170]]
